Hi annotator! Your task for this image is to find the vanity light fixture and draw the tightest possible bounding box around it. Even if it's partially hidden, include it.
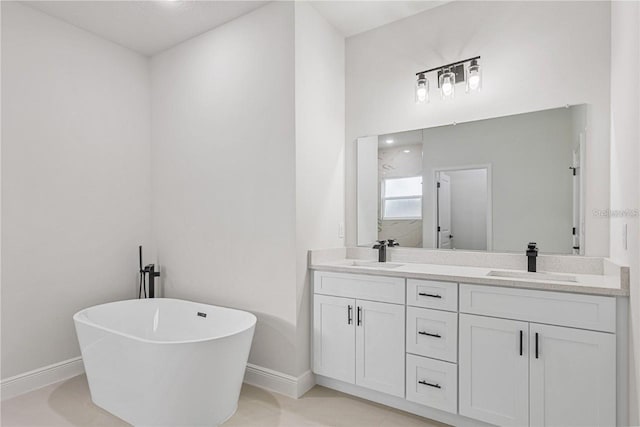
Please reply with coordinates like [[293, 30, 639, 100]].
[[439, 67, 456, 99], [414, 56, 481, 103], [466, 59, 482, 92], [415, 73, 428, 104]]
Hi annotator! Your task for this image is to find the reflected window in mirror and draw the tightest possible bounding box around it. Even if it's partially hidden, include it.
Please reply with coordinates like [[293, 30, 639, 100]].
[[381, 176, 422, 220]]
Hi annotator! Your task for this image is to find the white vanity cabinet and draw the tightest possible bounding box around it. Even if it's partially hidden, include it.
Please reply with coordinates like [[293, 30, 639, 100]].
[[312, 269, 620, 427], [313, 294, 356, 383], [405, 279, 459, 415], [406, 306, 458, 363], [529, 323, 616, 427], [406, 279, 458, 311], [355, 300, 405, 397], [313, 272, 405, 397], [458, 314, 531, 426], [406, 353, 458, 414], [459, 284, 616, 427]]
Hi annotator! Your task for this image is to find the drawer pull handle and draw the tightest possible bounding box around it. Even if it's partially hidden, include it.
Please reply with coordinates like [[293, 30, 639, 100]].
[[418, 293, 442, 299], [347, 305, 353, 325], [535, 332, 539, 359], [418, 380, 441, 389], [357, 306, 362, 326], [418, 331, 441, 338]]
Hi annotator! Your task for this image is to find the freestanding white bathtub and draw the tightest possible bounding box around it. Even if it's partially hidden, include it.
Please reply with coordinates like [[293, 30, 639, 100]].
[[74, 298, 256, 426]]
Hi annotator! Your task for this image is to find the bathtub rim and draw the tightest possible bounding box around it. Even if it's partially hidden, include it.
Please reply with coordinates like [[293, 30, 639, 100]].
[[73, 298, 257, 345]]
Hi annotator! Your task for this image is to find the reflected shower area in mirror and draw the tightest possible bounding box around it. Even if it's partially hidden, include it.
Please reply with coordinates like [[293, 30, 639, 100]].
[[357, 105, 586, 255]]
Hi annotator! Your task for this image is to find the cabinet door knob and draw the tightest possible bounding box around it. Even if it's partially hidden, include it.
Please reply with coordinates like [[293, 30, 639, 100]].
[[418, 380, 441, 389], [418, 292, 442, 299], [418, 331, 441, 338]]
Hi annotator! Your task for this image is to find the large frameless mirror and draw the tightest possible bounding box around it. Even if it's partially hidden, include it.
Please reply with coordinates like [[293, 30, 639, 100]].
[[356, 105, 587, 255]]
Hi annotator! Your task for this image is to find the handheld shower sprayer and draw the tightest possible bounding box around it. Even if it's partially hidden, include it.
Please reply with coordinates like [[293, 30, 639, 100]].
[[138, 246, 144, 298], [138, 246, 160, 299]]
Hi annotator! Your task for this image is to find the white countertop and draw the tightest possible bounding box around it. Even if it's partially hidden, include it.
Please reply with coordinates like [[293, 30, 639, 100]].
[[309, 258, 629, 296]]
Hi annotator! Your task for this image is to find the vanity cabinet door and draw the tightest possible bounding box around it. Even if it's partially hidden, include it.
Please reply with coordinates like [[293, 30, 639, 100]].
[[459, 314, 529, 427], [313, 295, 356, 384], [355, 300, 405, 397], [529, 323, 615, 427]]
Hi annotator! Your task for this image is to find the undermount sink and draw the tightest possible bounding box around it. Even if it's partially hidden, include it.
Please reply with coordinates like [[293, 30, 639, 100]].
[[347, 260, 404, 269], [487, 270, 577, 282]]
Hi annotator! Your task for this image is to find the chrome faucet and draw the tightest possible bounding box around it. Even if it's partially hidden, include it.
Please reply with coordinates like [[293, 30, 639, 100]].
[[526, 242, 538, 272]]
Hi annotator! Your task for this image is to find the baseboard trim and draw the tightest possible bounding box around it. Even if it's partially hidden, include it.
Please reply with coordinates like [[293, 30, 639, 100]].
[[243, 364, 315, 399], [1, 357, 85, 401], [315, 375, 492, 427], [2, 358, 315, 402], [295, 369, 315, 398]]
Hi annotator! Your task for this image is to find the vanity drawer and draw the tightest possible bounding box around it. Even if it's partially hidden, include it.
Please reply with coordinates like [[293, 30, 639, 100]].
[[406, 354, 457, 414], [406, 307, 457, 363], [459, 284, 616, 332], [407, 279, 457, 311], [313, 271, 405, 304]]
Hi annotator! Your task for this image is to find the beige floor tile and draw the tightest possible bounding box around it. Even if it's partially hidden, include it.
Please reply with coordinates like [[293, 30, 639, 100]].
[[1, 376, 450, 427], [268, 389, 396, 427], [1, 376, 129, 427], [379, 409, 450, 427]]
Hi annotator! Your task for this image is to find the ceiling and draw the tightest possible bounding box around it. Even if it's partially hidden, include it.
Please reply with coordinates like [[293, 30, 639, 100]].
[[310, 1, 448, 38], [24, 1, 266, 56], [23, 1, 448, 56]]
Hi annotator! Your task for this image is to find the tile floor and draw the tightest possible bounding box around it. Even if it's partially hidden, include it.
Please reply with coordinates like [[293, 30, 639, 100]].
[[1, 375, 449, 426]]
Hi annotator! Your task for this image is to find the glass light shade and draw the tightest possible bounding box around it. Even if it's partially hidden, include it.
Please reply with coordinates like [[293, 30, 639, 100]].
[[466, 60, 482, 92], [439, 69, 455, 99], [415, 73, 429, 104]]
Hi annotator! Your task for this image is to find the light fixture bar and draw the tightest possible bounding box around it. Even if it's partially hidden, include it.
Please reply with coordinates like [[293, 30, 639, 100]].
[[415, 56, 481, 76]]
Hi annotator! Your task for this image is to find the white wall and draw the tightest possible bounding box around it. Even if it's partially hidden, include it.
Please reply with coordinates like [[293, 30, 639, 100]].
[[609, 2, 640, 424], [150, 2, 299, 375], [345, 1, 611, 256], [1, 0, 345, 383], [294, 2, 345, 375], [421, 108, 574, 254], [448, 169, 487, 251], [151, 2, 345, 378], [1, 2, 151, 378]]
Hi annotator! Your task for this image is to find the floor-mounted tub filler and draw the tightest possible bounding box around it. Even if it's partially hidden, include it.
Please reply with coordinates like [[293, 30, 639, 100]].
[[74, 298, 256, 426]]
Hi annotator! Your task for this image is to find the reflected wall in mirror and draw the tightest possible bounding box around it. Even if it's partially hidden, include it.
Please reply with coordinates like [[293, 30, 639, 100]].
[[357, 105, 586, 255]]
